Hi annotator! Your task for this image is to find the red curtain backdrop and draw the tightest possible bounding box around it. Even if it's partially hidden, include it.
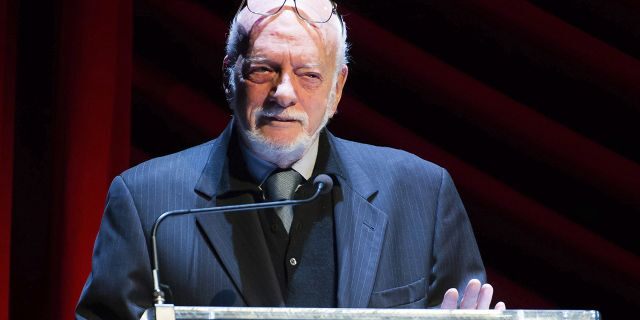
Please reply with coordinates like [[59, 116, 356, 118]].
[[1, 0, 16, 319], [49, 0, 132, 318]]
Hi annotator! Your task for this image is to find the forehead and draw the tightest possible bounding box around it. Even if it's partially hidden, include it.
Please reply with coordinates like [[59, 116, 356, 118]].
[[251, 14, 323, 50], [238, 7, 338, 62]]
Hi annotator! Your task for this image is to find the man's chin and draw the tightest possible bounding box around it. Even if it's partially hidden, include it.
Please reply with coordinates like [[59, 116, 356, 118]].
[[260, 135, 303, 148], [241, 129, 313, 168], [251, 125, 312, 149]]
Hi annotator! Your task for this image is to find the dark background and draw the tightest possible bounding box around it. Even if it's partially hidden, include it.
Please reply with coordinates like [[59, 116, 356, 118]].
[[1, 0, 639, 319]]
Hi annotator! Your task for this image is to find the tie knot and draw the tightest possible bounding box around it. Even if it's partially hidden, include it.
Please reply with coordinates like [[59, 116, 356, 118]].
[[264, 169, 304, 201]]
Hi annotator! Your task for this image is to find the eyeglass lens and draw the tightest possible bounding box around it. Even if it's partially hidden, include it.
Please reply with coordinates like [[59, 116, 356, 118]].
[[246, 0, 334, 23]]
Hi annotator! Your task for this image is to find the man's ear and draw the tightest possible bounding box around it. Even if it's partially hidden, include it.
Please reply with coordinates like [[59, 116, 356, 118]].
[[222, 55, 234, 101], [330, 65, 349, 116]]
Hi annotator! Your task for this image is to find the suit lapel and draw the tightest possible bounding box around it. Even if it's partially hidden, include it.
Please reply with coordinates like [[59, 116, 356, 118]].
[[195, 194, 284, 307], [334, 182, 388, 308], [192, 122, 284, 306], [323, 133, 389, 308]]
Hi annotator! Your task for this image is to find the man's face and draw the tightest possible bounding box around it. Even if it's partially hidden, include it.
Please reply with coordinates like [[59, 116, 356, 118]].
[[229, 5, 347, 167]]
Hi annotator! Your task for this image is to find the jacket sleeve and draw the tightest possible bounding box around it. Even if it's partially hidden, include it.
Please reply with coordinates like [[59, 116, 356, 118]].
[[426, 168, 486, 308], [76, 175, 154, 320]]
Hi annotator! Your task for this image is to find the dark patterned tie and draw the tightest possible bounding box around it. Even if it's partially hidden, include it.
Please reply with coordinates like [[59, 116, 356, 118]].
[[264, 169, 303, 233]]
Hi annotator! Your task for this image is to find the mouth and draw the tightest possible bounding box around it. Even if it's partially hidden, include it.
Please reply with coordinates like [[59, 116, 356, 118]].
[[254, 108, 308, 128], [261, 115, 300, 124], [271, 115, 295, 121]]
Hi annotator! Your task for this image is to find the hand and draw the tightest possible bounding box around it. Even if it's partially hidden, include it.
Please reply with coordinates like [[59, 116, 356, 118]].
[[440, 279, 506, 310]]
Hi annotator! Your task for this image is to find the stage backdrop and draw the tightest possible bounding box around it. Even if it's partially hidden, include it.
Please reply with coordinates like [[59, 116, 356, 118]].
[[5, 0, 639, 320]]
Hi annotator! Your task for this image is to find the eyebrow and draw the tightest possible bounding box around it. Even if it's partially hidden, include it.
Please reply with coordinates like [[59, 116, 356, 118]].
[[296, 63, 322, 68], [244, 56, 270, 64], [244, 57, 323, 69]]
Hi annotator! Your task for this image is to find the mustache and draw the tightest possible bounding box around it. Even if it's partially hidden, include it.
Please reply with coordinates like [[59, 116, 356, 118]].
[[255, 107, 309, 126]]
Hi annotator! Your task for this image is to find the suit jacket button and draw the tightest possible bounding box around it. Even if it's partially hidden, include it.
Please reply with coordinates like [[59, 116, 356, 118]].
[[289, 257, 298, 266]]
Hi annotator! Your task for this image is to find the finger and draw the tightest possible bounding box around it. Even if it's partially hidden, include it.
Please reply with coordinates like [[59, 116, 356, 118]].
[[440, 288, 459, 309], [495, 301, 506, 310], [460, 279, 482, 309], [476, 284, 494, 309]]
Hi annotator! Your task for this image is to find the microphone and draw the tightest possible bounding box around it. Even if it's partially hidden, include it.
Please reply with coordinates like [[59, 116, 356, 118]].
[[151, 174, 334, 304], [313, 174, 333, 195]]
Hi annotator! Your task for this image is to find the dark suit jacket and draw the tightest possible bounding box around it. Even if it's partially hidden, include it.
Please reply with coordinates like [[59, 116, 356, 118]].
[[76, 122, 485, 320]]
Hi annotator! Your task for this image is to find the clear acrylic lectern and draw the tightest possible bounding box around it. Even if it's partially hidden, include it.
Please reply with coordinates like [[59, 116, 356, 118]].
[[141, 305, 600, 320]]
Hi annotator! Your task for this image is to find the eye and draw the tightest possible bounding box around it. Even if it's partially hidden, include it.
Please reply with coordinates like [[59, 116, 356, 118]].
[[249, 66, 273, 74], [303, 72, 321, 80], [244, 65, 276, 83], [297, 71, 323, 88]]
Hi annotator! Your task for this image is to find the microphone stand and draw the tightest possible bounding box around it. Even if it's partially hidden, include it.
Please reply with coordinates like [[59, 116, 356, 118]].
[[151, 176, 332, 305]]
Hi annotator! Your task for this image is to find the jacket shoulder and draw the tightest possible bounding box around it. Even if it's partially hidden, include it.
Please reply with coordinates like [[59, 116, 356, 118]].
[[331, 136, 445, 177], [119, 139, 220, 188]]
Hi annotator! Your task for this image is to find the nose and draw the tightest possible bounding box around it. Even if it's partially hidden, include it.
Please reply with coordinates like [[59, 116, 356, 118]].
[[271, 73, 297, 108]]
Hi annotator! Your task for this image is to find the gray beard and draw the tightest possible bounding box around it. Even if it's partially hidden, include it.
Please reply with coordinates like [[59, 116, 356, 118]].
[[235, 107, 331, 168], [232, 75, 338, 168]]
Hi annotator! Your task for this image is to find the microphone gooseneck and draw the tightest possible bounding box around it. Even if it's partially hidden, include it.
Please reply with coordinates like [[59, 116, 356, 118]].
[[150, 174, 334, 304]]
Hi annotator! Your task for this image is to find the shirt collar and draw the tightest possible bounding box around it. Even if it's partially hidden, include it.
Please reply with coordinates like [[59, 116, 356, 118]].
[[292, 137, 318, 181], [239, 136, 319, 185]]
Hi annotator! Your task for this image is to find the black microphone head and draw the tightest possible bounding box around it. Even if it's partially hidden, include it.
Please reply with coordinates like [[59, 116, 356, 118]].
[[313, 174, 334, 194]]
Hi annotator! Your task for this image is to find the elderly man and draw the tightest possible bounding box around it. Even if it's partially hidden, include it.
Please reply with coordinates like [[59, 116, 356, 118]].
[[76, 0, 504, 319]]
